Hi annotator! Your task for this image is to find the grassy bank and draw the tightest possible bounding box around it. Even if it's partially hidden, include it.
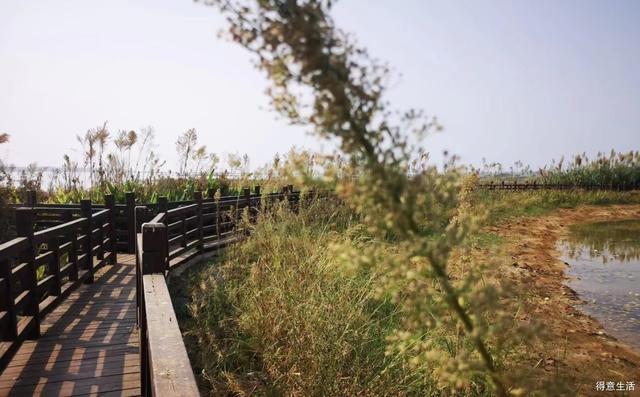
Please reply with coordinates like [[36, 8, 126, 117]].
[[173, 200, 440, 395], [172, 189, 640, 396], [477, 189, 640, 226]]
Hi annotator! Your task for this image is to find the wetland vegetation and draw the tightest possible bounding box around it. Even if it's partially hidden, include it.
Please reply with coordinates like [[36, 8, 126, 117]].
[[1, 1, 638, 396]]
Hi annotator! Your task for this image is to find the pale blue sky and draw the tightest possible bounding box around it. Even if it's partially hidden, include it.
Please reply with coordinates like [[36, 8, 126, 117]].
[[1, 0, 638, 171]]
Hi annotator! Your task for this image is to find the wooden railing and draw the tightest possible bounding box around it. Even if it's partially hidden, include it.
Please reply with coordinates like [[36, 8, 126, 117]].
[[478, 181, 640, 191], [1, 185, 308, 393], [14, 192, 137, 254], [12, 188, 298, 255], [135, 186, 299, 397], [0, 195, 117, 368]]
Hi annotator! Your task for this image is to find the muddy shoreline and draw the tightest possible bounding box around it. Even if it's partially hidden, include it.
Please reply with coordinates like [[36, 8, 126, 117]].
[[493, 204, 640, 393]]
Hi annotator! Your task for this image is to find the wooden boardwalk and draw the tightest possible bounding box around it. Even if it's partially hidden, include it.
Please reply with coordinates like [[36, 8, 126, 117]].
[[0, 254, 140, 396]]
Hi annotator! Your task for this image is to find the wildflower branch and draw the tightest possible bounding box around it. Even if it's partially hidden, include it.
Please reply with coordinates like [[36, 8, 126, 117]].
[[202, 0, 508, 394]]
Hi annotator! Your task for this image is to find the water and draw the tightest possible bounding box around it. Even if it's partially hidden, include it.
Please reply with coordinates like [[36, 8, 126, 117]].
[[557, 219, 640, 350]]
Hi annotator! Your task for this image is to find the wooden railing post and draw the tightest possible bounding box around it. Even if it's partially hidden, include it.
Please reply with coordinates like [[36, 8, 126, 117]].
[[241, 188, 251, 235], [68, 225, 79, 283], [105, 194, 117, 265], [135, 209, 143, 324], [159, 198, 169, 262], [136, 206, 149, 234], [139, 220, 199, 396], [80, 199, 94, 284], [15, 208, 40, 339], [125, 192, 136, 254], [157, 197, 169, 227], [180, 212, 187, 249], [0, 258, 17, 341], [95, 213, 104, 263], [194, 191, 204, 250], [61, 211, 72, 224], [25, 190, 37, 206], [48, 236, 62, 297], [141, 223, 168, 275], [253, 185, 261, 222], [215, 196, 221, 241], [158, 197, 168, 215], [140, 222, 169, 397], [243, 187, 251, 203], [288, 185, 299, 213]]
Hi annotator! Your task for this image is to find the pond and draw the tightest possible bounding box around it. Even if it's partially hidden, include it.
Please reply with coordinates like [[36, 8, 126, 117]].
[[557, 219, 640, 351]]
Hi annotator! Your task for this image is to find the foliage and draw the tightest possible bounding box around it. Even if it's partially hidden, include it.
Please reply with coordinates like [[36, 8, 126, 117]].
[[477, 189, 640, 226], [198, 0, 538, 394], [538, 150, 640, 188], [479, 150, 640, 188], [185, 200, 441, 395], [176, 128, 219, 177]]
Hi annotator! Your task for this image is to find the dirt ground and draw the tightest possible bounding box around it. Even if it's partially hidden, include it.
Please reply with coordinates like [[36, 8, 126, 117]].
[[490, 204, 640, 395]]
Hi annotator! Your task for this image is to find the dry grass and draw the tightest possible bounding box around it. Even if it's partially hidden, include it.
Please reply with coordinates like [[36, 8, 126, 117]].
[[180, 199, 443, 396]]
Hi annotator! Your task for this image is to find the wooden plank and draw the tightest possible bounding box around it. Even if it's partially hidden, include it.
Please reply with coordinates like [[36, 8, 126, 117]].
[[27, 324, 135, 343], [73, 386, 141, 397], [2, 372, 140, 396], [4, 343, 138, 368], [0, 364, 140, 391], [41, 306, 137, 322], [0, 254, 140, 396], [10, 333, 137, 356], [40, 321, 137, 337], [0, 354, 138, 379], [143, 274, 199, 396]]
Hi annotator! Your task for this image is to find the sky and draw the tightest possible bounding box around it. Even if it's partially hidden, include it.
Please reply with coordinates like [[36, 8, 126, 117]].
[[0, 0, 639, 172]]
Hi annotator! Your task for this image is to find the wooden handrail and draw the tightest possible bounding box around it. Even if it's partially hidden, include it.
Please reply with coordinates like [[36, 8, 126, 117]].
[[10, 189, 311, 255], [149, 212, 166, 225], [142, 274, 200, 396], [4, 186, 306, 393], [91, 208, 110, 220], [0, 195, 118, 370], [32, 217, 87, 244], [0, 237, 29, 261], [135, 186, 303, 396]]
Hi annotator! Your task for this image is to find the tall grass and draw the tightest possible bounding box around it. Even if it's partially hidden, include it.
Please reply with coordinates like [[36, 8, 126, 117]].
[[476, 189, 640, 225], [176, 186, 640, 396], [183, 199, 441, 395], [178, 184, 640, 396], [177, 190, 569, 396], [539, 150, 640, 188], [480, 150, 640, 188]]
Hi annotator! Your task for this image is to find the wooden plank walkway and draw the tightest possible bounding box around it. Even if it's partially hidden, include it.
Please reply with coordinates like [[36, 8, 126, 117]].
[[0, 254, 140, 396]]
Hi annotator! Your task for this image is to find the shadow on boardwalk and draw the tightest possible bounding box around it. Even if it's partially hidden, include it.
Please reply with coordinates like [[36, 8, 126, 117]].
[[0, 255, 140, 396]]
